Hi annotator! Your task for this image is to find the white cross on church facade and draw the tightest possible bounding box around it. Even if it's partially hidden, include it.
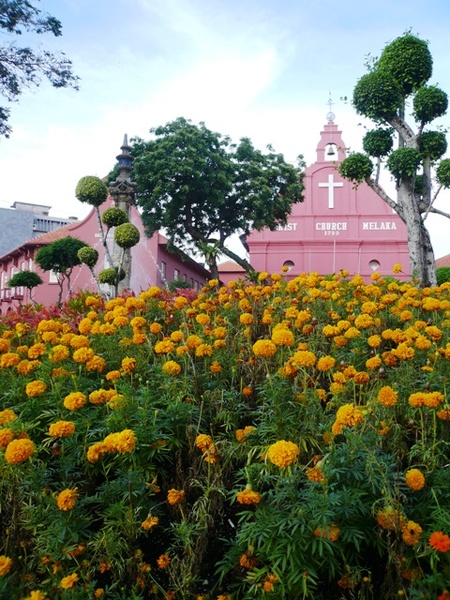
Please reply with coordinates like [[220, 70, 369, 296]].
[[318, 174, 343, 209]]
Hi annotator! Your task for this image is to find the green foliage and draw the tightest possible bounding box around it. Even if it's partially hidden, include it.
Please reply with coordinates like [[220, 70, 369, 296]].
[[419, 131, 447, 161], [435, 158, 450, 188], [102, 207, 129, 228], [114, 223, 140, 249], [77, 246, 99, 269], [338, 152, 373, 184], [98, 267, 125, 285], [436, 266, 450, 285], [362, 128, 394, 158], [75, 176, 109, 207], [386, 147, 422, 180], [130, 117, 304, 270], [376, 33, 433, 96], [7, 270, 42, 290], [167, 279, 193, 292], [0, 0, 79, 137], [413, 85, 448, 124], [35, 236, 87, 274], [353, 70, 403, 120]]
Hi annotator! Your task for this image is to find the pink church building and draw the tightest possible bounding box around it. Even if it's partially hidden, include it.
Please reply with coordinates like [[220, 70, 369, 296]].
[[246, 115, 410, 279]]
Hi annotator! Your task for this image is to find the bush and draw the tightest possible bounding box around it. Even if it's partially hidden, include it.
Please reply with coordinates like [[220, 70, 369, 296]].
[[0, 272, 450, 599], [436, 265, 450, 285]]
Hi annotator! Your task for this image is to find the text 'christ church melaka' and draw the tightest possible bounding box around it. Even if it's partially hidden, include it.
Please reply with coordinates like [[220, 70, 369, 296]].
[[246, 114, 410, 279]]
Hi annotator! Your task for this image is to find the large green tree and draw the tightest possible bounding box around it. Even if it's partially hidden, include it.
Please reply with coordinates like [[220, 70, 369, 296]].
[[339, 33, 450, 288], [130, 117, 305, 279], [0, 0, 79, 137], [35, 236, 87, 305]]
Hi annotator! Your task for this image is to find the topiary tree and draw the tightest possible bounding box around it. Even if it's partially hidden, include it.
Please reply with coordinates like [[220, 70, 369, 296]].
[[339, 33, 450, 287], [35, 236, 87, 305], [7, 271, 43, 303], [436, 266, 450, 285]]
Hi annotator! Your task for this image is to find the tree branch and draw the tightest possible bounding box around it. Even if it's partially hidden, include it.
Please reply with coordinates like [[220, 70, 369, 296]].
[[365, 177, 406, 221]]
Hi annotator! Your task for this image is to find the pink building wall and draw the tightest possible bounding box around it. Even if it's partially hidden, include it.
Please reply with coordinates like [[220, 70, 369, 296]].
[[247, 118, 410, 279], [0, 199, 209, 312]]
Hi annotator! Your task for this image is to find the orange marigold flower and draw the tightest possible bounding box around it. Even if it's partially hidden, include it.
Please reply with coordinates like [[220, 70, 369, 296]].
[[332, 403, 364, 434], [195, 434, 214, 452], [314, 524, 340, 542], [0, 428, 14, 448], [405, 468, 425, 491], [28, 343, 46, 358], [423, 391, 444, 408], [141, 516, 159, 530], [114, 429, 137, 453], [306, 466, 327, 484], [4, 438, 35, 464], [291, 350, 316, 368], [401, 520, 422, 546], [162, 360, 182, 376], [252, 339, 277, 358], [0, 555, 13, 576], [316, 355, 336, 371], [56, 488, 78, 511], [121, 357, 137, 372], [235, 425, 256, 442], [86, 442, 107, 463], [72, 347, 95, 363], [376, 506, 405, 531], [236, 489, 262, 505], [408, 392, 425, 408], [23, 590, 48, 600], [60, 572, 79, 589], [49, 345, 70, 363], [378, 386, 398, 407], [239, 553, 258, 569], [1, 352, 21, 368], [86, 355, 106, 372], [239, 313, 254, 325], [106, 370, 121, 381], [0, 408, 17, 426], [48, 421, 75, 438], [210, 360, 222, 374], [429, 531, 450, 553], [266, 440, 299, 468], [167, 489, 185, 505], [63, 392, 87, 411], [25, 380, 47, 397], [195, 343, 213, 357], [271, 327, 295, 347], [149, 322, 163, 334], [157, 554, 170, 569], [437, 408, 450, 421], [263, 573, 278, 592]]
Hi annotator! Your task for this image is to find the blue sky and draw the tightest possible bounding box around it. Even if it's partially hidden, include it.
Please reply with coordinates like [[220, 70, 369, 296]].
[[1, 0, 450, 258]]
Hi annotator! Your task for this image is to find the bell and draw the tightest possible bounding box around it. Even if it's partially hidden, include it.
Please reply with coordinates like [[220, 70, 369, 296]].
[[326, 145, 335, 156]]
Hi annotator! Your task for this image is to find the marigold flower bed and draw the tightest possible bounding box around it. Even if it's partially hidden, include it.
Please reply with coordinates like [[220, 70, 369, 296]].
[[0, 272, 450, 599]]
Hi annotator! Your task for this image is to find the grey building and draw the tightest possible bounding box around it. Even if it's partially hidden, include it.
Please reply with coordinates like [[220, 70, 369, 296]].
[[0, 202, 78, 258]]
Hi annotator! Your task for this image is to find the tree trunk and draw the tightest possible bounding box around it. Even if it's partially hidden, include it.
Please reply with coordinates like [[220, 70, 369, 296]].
[[219, 245, 255, 275]]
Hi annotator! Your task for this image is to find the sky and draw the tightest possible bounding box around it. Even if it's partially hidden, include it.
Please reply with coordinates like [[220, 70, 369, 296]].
[[1, 0, 450, 258]]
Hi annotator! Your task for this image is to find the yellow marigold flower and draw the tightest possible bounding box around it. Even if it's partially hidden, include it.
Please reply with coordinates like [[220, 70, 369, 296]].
[[72, 347, 95, 363], [28, 343, 46, 358], [56, 488, 78, 511], [141, 515, 159, 530], [314, 524, 340, 542], [16, 359, 40, 376], [121, 357, 137, 372], [167, 489, 185, 505], [69, 335, 89, 349], [154, 340, 175, 354], [423, 391, 444, 408], [4, 437, 34, 464], [408, 392, 425, 408], [392, 263, 402, 273], [161, 360, 181, 376], [204, 444, 220, 463], [23, 590, 48, 600], [1, 352, 20, 368], [291, 350, 316, 368], [105, 370, 121, 382], [113, 429, 137, 454], [236, 425, 256, 442], [196, 314, 211, 326], [365, 356, 382, 370], [0, 339, 10, 352], [94, 589, 105, 598], [378, 386, 398, 407], [49, 344, 70, 363], [271, 328, 295, 347], [149, 322, 163, 334], [376, 506, 406, 531], [252, 339, 277, 358], [195, 434, 213, 451], [405, 468, 425, 491], [86, 442, 107, 463], [49, 421, 75, 438], [213, 326, 228, 339], [393, 342, 415, 360], [367, 334, 382, 348], [89, 389, 113, 406], [60, 572, 79, 589], [354, 314, 374, 329], [85, 295, 101, 307], [332, 403, 364, 434], [0, 409, 17, 426], [429, 531, 450, 553], [0, 555, 13, 576], [239, 313, 253, 325], [0, 428, 14, 448], [437, 408, 450, 421], [157, 554, 170, 569], [98, 323, 116, 335], [25, 380, 47, 397], [266, 440, 299, 468], [63, 392, 86, 411], [316, 355, 336, 371], [401, 520, 422, 546], [195, 343, 212, 358], [85, 355, 106, 373], [306, 466, 327, 483], [236, 489, 262, 505]]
